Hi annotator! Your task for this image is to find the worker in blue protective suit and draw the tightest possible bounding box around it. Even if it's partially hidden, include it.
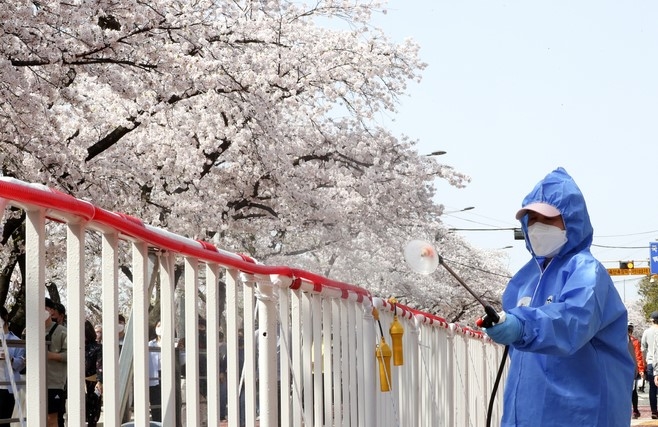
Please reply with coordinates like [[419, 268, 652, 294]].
[[484, 167, 634, 427]]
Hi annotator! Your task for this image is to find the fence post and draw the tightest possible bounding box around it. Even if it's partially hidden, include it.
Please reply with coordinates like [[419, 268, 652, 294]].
[[132, 241, 150, 426], [205, 262, 221, 427], [184, 256, 200, 426], [362, 298, 376, 426], [160, 252, 177, 427], [257, 275, 279, 427], [25, 208, 47, 427], [101, 231, 120, 427], [66, 222, 86, 426]]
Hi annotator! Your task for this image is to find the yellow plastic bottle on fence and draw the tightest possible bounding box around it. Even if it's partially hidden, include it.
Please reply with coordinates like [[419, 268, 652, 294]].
[[376, 338, 392, 392], [390, 314, 404, 366]]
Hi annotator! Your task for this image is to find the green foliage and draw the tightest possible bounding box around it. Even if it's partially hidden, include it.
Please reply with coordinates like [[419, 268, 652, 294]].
[[637, 275, 658, 319]]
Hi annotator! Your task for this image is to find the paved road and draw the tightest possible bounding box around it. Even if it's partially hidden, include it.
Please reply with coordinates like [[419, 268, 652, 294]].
[[91, 378, 658, 426], [633, 381, 658, 426]]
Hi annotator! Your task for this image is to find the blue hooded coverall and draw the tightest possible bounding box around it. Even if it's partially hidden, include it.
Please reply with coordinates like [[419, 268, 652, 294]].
[[501, 167, 634, 426]]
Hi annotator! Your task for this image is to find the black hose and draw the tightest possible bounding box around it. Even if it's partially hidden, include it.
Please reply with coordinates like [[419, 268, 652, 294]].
[[377, 319, 384, 338], [431, 254, 508, 426], [486, 344, 509, 427]]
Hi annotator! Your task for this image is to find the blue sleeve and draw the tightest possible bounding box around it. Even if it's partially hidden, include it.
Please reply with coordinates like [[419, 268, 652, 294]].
[[11, 344, 26, 373], [508, 262, 614, 356]]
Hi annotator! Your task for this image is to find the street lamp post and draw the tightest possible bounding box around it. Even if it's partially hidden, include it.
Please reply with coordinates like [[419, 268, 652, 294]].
[[425, 150, 447, 157], [443, 206, 475, 215]]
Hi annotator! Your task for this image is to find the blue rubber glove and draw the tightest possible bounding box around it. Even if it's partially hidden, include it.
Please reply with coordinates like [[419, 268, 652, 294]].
[[484, 312, 522, 345]]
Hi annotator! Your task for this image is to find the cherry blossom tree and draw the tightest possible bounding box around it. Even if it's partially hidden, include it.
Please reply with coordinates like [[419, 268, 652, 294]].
[[0, 0, 507, 322]]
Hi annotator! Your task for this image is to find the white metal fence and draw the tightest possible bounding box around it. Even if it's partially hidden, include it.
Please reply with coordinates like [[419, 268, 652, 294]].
[[0, 177, 507, 427]]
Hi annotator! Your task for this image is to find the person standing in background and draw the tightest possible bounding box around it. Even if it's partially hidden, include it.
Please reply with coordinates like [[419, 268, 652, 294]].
[[94, 324, 103, 344], [218, 331, 227, 420], [642, 311, 658, 419], [51, 303, 67, 427], [198, 319, 208, 400], [45, 298, 67, 427], [118, 314, 126, 351], [52, 304, 66, 326], [629, 323, 645, 419], [0, 306, 26, 427], [84, 320, 103, 426], [148, 321, 162, 422]]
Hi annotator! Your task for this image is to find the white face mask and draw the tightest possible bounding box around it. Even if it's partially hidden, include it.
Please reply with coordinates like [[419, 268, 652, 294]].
[[155, 326, 162, 337], [527, 222, 567, 257]]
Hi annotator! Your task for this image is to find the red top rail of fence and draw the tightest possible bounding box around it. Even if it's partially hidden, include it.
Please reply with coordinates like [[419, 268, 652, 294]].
[[0, 177, 370, 300], [0, 177, 489, 337]]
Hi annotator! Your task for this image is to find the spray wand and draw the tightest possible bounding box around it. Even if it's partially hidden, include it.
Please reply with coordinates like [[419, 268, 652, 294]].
[[403, 239, 508, 427], [403, 240, 501, 326]]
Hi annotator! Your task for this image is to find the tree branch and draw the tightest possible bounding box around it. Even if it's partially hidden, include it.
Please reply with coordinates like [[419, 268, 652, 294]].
[[85, 119, 141, 161]]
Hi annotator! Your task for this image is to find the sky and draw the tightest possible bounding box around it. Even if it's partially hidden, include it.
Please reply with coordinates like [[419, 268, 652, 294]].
[[372, 1, 658, 301]]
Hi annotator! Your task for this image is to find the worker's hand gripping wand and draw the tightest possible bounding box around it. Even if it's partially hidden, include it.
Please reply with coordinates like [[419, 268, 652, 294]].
[[403, 240, 501, 327]]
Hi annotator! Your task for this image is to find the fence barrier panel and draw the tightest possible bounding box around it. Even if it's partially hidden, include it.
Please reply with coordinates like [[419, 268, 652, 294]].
[[0, 177, 506, 427]]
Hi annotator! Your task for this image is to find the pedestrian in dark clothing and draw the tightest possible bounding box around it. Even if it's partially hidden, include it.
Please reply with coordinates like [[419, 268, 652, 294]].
[[45, 298, 67, 427], [84, 320, 103, 426], [629, 323, 645, 419], [149, 321, 162, 422], [0, 306, 26, 427], [641, 311, 658, 419]]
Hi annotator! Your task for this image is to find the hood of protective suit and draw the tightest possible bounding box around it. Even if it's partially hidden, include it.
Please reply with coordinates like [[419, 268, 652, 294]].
[[518, 167, 592, 258]]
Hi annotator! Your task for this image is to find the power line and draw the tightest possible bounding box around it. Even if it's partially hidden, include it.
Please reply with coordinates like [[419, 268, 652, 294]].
[[596, 230, 658, 238], [447, 231, 654, 248], [445, 217, 513, 228], [592, 243, 649, 249], [448, 227, 516, 232], [442, 257, 513, 280]]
